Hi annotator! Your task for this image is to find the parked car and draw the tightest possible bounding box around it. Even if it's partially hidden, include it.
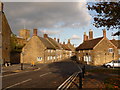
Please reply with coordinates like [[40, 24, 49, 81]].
[[103, 60, 120, 68]]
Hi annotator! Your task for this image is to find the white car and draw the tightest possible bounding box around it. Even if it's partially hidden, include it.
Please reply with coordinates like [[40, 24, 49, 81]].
[[103, 60, 120, 68]]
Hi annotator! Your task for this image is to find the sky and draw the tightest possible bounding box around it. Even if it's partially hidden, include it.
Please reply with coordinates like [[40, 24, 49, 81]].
[[3, 1, 119, 47]]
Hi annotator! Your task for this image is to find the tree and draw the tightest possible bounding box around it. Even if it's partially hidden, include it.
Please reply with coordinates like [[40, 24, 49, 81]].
[[88, 2, 120, 30]]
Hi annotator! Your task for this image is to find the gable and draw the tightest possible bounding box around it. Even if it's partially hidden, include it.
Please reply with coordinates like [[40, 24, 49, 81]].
[[94, 38, 117, 50]]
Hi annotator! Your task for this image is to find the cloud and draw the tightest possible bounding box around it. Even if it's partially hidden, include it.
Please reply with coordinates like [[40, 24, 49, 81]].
[[71, 34, 80, 40], [4, 2, 91, 35], [39, 29, 63, 35]]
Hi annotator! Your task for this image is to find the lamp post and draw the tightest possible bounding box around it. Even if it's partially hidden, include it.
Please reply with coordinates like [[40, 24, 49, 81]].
[[21, 52, 24, 70]]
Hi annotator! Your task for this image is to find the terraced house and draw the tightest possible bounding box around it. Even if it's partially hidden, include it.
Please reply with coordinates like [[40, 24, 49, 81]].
[[110, 39, 120, 60], [21, 29, 73, 64], [76, 29, 118, 65]]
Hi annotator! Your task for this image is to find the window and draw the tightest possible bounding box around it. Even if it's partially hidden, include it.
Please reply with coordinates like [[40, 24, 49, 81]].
[[47, 56, 50, 60], [108, 48, 113, 53], [118, 49, 120, 54]]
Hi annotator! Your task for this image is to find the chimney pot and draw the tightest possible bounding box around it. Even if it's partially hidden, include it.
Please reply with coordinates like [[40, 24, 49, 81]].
[[68, 39, 70, 43], [103, 29, 106, 38], [84, 32, 88, 42], [33, 28, 37, 36], [44, 34, 48, 38], [54, 38, 56, 41], [57, 38, 60, 43], [89, 29, 93, 40]]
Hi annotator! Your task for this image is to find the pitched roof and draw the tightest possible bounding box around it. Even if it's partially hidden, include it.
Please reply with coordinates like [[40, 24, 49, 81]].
[[76, 37, 103, 50], [61, 44, 71, 51], [46, 38, 62, 49], [110, 39, 120, 49], [39, 37, 56, 49]]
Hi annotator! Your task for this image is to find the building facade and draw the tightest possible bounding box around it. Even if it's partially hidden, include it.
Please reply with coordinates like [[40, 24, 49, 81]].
[[0, 2, 11, 64], [76, 30, 118, 65]]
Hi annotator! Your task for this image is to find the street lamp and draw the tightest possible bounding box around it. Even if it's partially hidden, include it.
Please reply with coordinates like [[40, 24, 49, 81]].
[[21, 48, 25, 70], [21, 52, 24, 70]]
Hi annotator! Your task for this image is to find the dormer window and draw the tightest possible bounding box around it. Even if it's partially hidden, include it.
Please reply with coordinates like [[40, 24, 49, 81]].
[[108, 48, 113, 53]]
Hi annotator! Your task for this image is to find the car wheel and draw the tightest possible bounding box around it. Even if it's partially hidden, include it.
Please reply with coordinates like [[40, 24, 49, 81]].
[[107, 65, 111, 68]]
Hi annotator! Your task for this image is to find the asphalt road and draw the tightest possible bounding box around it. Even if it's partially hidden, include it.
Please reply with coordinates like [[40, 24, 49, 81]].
[[2, 59, 80, 89]]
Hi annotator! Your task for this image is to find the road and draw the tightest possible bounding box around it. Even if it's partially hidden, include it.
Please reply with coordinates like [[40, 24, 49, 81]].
[[2, 59, 80, 89]]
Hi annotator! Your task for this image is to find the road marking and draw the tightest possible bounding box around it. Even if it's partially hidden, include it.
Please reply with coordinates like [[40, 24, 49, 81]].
[[33, 68, 41, 71], [5, 78, 32, 89], [2, 70, 30, 77], [2, 68, 41, 77], [40, 72, 52, 77]]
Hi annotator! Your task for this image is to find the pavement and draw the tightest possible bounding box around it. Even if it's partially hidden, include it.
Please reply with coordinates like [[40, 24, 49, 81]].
[[2, 63, 47, 76]]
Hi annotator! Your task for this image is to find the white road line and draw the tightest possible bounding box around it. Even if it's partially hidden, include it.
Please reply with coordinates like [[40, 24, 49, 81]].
[[2, 70, 30, 77], [2, 68, 41, 77], [33, 68, 41, 71], [5, 78, 32, 89], [40, 72, 52, 77]]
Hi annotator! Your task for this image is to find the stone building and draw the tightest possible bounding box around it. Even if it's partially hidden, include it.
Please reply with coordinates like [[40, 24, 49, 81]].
[[21, 29, 62, 64], [61, 42, 72, 59], [66, 39, 75, 56], [110, 39, 120, 60], [76, 29, 118, 65], [19, 29, 30, 40], [45, 36, 63, 61], [0, 2, 11, 64]]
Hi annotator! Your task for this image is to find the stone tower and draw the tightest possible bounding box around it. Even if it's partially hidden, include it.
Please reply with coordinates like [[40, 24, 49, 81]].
[[19, 29, 30, 40]]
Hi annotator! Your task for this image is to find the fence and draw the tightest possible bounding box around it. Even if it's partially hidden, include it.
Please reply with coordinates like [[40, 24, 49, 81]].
[[57, 66, 85, 90]]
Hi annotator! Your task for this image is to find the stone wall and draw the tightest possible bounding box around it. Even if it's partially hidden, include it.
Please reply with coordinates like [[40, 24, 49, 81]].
[[93, 38, 118, 65]]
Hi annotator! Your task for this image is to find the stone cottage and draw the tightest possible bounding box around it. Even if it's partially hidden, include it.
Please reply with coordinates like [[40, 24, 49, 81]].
[[110, 39, 120, 60], [0, 2, 11, 64], [67, 39, 75, 56], [76, 29, 118, 65], [21, 29, 56, 64], [61, 42, 72, 59]]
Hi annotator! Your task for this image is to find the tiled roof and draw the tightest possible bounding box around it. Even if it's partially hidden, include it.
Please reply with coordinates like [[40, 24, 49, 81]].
[[61, 44, 71, 51], [39, 37, 56, 49], [46, 38, 62, 49], [76, 37, 103, 50], [110, 39, 120, 49]]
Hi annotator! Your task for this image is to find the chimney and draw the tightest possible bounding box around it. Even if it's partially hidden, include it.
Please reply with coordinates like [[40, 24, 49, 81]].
[[33, 28, 37, 36], [63, 42, 65, 44], [86, 35, 88, 40], [0, 2, 3, 12], [89, 29, 93, 40], [103, 29, 106, 38], [68, 39, 70, 43], [44, 34, 48, 38], [54, 38, 56, 41], [84, 32, 88, 41], [57, 38, 60, 43]]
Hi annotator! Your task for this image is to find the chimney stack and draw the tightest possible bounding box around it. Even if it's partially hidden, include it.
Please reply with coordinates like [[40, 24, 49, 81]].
[[89, 29, 93, 40], [0, 2, 3, 12], [68, 39, 70, 43], [103, 29, 106, 38], [33, 28, 37, 36], [54, 38, 56, 41], [57, 38, 60, 43], [44, 34, 48, 38], [84, 32, 88, 42]]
